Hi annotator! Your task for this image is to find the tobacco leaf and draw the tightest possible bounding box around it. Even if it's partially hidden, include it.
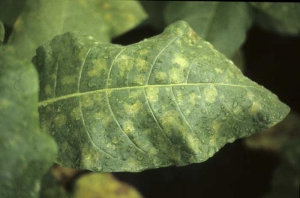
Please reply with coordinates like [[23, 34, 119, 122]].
[[6, 0, 147, 60], [0, 21, 4, 45], [164, 2, 253, 58], [0, 51, 57, 197], [34, 21, 290, 172]]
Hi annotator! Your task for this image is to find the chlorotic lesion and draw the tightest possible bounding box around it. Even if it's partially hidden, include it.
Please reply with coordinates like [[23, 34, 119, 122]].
[[249, 101, 262, 115], [203, 86, 218, 103], [88, 59, 108, 76], [61, 75, 77, 84], [124, 100, 142, 117], [124, 120, 135, 135]]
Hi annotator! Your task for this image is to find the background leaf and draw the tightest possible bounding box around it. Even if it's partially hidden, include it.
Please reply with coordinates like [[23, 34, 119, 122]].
[[164, 2, 254, 58], [0, 0, 26, 26], [34, 21, 289, 172], [0, 21, 4, 45], [263, 138, 300, 198], [251, 3, 300, 36], [73, 173, 143, 198], [6, 0, 147, 60], [0, 51, 57, 198]]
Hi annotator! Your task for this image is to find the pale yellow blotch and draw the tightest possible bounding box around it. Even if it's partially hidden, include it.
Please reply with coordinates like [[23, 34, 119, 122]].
[[126, 14, 136, 23], [44, 85, 52, 95], [78, 0, 88, 7], [249, 101, 262, 115], [136, 58, 148, 72], [161, 110, 186, 135], [146, 88, 159, 102], [247, 92, 255, 100], [176, 91, 183, 105], [170, 67, 183, 83], [81, 95, 95, 108], [61, 75, 76, 84], [215, 68, 223, 73], [209, 135, 217, 146], [0, 99, 11, 109], [185, 135, 200, 154], [102, 2, 110, 9], [204, 86, 218, 103], [104, 13, 111, 20], [212, 120, 221, 132], [124, 100, 142, 116], [54, 114, 66, 128], [88, 59, 107, 76], [228, 71, 234, 78], [188, 92, 196, 106], [118, 55, 134, 76], [129, 90, 142, 99], [133, 74, 145, 85], [172, 54, 189, 67], [155, 72, 167, 81], [14, 18, 23, 32], [95, 112, 113, 125], [124, 120, 135, 135], [71, 107, 81, 120], [139, 49, 148, 55]]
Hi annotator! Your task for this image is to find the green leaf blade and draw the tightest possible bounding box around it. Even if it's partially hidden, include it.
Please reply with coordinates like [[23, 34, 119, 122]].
[[34, 21, 289, 172], [0, 52, 57, 197]]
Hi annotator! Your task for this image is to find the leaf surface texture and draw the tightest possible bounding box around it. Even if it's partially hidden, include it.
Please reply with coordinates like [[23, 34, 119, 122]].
[[34, 21, 290, 172]]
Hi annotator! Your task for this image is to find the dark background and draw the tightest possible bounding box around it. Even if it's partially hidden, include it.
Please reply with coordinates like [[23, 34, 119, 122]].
[[111, 22, 300, 198]]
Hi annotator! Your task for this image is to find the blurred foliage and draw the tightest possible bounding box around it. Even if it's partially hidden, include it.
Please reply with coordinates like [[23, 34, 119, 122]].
[[5, 0, 147, 60], [263, 138, 300, 198], [251, 3, 300, 36], [0, 21, 4, 45], [73, 173, 143, 198], [0, 0, 26, 26]]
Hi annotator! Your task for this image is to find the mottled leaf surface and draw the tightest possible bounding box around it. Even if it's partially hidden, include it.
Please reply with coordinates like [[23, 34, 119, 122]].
[[0, 52, 57, 197], [34, 21, 290, 172], [7, 0, 147, 60], [164, 2, 253, 58], [251, 3, 300, 35]]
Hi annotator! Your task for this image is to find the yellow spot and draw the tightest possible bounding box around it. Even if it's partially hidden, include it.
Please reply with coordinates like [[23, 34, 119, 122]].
[[204, 86, 218, 103], [129, 90, 142, 99], [161, 110, 186, 135], [95, 112, 113, 125], [117, 55, 134, 76], [215, 68, 223, 73], [0, 99, 11, 109], [88, 59, 107, 76], [249, 101, 262, 115], [172, 54, 189, 67], [71, 107, 81, 120], [78, 0, 88, 7], [247, 92, 255, 100], [155, 72, 167, 81], [14, 18, 23, 32], [139, 49, 148, 55], [81, 95, 94, 108], [124, 121, 135, 134], [133, 74, 145, 85], [176, 91, 183, 105], [210, 135, 216, 146], [104, 13, 111, 20], [188, 92, 196, 106], [61, 75, 76, 84], [136, 58, 148, 72], [170, 67, 184, 83], [124, 101, 142, 116], [146, 87, 159, 102], [102, 2, 110, 9], [212, 121, 221, 132], [44, 85, 52, 95], [54, 114, 66, 128]]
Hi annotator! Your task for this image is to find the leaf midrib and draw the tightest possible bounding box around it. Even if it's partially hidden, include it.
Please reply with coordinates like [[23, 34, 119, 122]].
[[38, 83, 259, 107]]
